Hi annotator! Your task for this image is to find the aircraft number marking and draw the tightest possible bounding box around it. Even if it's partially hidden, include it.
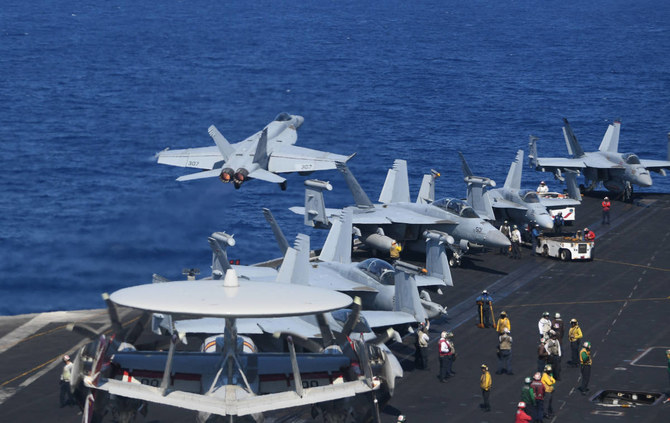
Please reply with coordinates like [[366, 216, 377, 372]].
[[297, 164, 315, 171], [187, 161, 199, 167], [139, 378, 161, 387]]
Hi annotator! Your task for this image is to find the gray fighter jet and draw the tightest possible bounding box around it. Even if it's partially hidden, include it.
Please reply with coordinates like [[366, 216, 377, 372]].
[[157, 112, 352, 190], [291, 160, 510, 266], [528, 118, 670, 200], [263, 207, 449, 321], [459, 150, 581, 231]]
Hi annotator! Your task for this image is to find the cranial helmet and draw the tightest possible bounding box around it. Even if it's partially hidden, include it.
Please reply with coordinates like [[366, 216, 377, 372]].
[[583, 341, 591, 349], [481, 364, 488, 370], [543, 311, 550, 317], [555, 313, 561, 318], [544, 364, 552, 372], [570, 318, 578, 324], [524, 377, 532, 384], [518, 401, 526, 408]]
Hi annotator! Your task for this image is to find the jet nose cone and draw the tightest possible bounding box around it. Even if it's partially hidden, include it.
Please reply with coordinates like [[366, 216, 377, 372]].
[[637, 173, 652, 187], [537, 214, 554, 231], [293, 115, 305, 129], [485, 229, 511, 248]]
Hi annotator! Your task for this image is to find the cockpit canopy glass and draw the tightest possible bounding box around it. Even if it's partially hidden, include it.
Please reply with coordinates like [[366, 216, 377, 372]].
[[274, 112, 292, 122], [356, 258, 395, 284], [622, 153, 640, 165], [433, 198, 479, 218], [520, 190, 540, 203]]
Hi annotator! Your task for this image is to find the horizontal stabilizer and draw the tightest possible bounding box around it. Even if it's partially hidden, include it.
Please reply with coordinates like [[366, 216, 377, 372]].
[[94, 377, 373, 417], [248, 168, 286, 184], [176, 168, 222, 182]]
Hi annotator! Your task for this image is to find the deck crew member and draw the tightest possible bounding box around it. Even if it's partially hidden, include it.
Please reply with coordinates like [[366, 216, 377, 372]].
[[496, 328, 513, 375], [537, 337, 549, 373], [510, 225, 522, 259], [538, 312, 551, 340], [438, 331, 454, 381], [520, 377, 536, 410], [480, 364, 492, 412], [531, 224, 541, 256], [551, 313, 565, 346], [601, 196, 611, 224], [389, 240, 402, 259], [496, 311, 511, 334], [530, 372, 545, 423], [499, 221, 511, 255], [537, 181, 549, 194], [414, 321, 430, 370], [59, 355, 74, 407], [516, 401, 533, 423], [578, 341, 592, 394], [553, 212, 564, 234], [583, 227, 595, 242], [476, 290, 494, 328], [544, 330, 561, 381], [568, 318, 583, 367], [541, 365, 556, 418]]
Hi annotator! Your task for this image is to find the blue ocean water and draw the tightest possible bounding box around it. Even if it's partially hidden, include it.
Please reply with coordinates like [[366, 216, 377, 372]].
[[1, 1, 669, 315]]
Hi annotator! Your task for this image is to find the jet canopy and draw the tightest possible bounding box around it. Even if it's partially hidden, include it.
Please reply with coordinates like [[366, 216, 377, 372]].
[[356, 258, 395, 285], [622, 153, 640, 165], [520, 190, 540, 203], [274, 112, 292, 122], [433, 198, 480, 218]]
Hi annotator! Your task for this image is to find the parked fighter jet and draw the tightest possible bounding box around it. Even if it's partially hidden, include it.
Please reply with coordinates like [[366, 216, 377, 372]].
[[459, 150, 581, 231], [263, 207, 448, 320], [528, 118, 670, 200], [290, 160, 510, 266], [71, 270, 397, 422], [156, 112, 352, 190]]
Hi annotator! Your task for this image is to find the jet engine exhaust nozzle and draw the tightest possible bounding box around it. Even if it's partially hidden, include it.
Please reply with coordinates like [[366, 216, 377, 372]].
[[220, 168, 234, 183]]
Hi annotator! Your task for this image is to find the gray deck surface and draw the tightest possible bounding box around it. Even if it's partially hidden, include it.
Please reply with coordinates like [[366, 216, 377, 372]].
[[1, 194, 668, 422]]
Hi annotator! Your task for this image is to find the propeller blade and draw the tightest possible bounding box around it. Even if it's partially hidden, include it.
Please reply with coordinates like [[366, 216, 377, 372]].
[[353, 339, 374, 389], [70, 346, 86, 394], [316, 313, 336, 347], [380, 349, 396, 397], [102, 293, 124, 339], [339, 297, 362, 340], [273, 331, 324, 353], [365, 328, 396, 346], [67, 323, 100, 341], [123, 311, 151, 345]]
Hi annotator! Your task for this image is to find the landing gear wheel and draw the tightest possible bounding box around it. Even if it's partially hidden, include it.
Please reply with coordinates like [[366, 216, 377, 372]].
[[559, 249, 571, 261], [449, 256, 461, 267]]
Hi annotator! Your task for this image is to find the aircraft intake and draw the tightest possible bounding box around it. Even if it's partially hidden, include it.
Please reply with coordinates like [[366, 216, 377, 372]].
[[220, 168, 234, 183]]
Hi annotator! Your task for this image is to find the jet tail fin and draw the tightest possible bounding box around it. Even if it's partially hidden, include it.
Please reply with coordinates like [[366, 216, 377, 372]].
[[262, 208, 290, 256], [275, 234, 311, 285], [302, 179, 333, 228], [528, 135, 539, 168], [597, 120, 621, 153], [459, 152, 496, 220], [252, 128, 270, 168], [378, 159, 410, 204], [416, 169, 440, 204], [335, 162, 375, 208], [319, 208, 353, 264], [562, 118, 585, 157], [423, 231, 454, 286], [503, 150, 524, 191], [207, 125, 235, 161], [564, 170, 582, 201], [208, 232, 236, 278], [393, 272, 428, 322]]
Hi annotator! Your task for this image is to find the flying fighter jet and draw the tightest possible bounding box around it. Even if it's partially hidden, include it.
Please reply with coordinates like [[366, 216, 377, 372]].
[[528, 118, 670, 200], [70, 270, 398, 422], [156, 112, 353, 190], [290, 160, 510, 266], [459, 150, 581, 231]]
